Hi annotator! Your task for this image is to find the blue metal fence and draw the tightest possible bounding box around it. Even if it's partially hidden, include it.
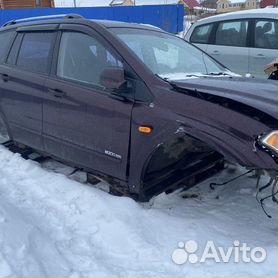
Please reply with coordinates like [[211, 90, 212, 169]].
[[0, 5, 184, 33]]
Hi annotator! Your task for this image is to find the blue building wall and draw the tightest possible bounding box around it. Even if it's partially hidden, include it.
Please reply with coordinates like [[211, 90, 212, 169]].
[[0, 5, 184, 33]]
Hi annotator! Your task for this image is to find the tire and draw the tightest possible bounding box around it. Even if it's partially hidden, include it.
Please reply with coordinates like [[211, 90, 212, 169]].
[[0, 116, 10, 143]]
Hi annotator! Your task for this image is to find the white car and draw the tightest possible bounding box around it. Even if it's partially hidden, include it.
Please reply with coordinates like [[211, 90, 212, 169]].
[[185, 8, 278, 78]]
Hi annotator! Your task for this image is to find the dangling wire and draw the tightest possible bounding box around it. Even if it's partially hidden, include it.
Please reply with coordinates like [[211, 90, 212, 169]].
[[272, 180, 278, 204], [257, 177, 274, 193], [209, 167, 277, 218], [210, 170, 253, 190], [256, 178, 278, 219], [256, 172, 261, 189]]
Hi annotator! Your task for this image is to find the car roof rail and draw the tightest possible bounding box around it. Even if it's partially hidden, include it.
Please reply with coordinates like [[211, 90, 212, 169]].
[[2, 14, 84, 27]]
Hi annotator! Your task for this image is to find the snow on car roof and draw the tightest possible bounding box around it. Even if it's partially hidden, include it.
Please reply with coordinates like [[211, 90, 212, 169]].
[[111, 0, 125, 4], [135, 0, 180, 4], [226, 7, 278, 15], [228, 0, 246, 4], [196, 8, 278, 24]]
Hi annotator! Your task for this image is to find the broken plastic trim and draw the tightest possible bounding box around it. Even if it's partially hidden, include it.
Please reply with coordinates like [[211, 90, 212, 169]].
[[256, 133, 278, 164]]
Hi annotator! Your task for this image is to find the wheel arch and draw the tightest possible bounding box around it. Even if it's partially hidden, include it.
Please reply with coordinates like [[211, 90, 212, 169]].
[[140, 132, 220, 183]]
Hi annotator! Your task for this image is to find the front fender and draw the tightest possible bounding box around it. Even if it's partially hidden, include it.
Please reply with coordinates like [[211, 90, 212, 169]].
[[128, 92, 277, 194], [128, 103, 181, 193]]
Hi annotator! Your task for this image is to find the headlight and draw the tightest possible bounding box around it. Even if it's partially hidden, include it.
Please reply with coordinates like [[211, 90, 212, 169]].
[[261, 131, 278, 153]]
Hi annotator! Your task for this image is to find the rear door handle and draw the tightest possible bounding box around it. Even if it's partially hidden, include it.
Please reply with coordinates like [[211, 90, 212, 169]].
[[1, 74, 10, 82], [48, 88, 66, 98]]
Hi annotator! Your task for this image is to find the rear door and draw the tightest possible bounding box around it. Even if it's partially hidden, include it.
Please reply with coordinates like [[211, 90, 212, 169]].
[[206, 19, 250, 75], [249, 19, 278, 78], [43, 24, 134, 180], [0, 26, 57, 150]]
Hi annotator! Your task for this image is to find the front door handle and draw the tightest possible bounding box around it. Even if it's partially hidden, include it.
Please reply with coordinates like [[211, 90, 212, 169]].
[[211, 50, 220, 55], [48, 88, 66, 98], [1, 74, 10, 82], [254, 54, 266, 59]]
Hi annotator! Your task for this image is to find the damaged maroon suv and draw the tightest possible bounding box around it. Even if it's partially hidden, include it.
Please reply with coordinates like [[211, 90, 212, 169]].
[[0, 15, 277, 201]]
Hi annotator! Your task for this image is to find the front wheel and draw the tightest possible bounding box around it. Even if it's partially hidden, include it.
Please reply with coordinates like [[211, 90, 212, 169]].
[[0, 116, 10, 143]]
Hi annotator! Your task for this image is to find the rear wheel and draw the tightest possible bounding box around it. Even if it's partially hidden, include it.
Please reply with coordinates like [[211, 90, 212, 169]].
[[0, 116, 10, 143]]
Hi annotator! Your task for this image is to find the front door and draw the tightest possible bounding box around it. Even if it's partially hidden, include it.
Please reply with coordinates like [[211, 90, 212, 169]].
[[43, 26, 134, 180], [249, 19, 278, 78], [206, 19, 250, 75]]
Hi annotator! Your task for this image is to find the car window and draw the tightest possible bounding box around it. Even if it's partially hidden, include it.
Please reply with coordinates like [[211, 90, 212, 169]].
[[57, 32, 123, 89], [215, 20, 248, 47], [114, 28, 228, 80], [190, 24, 213, 44], [16, 32, 55, 74], [6, 33, 23, 65], [0, 31, 14, 63], [254, 20, 278, 49], [153, 42, 180, 70]]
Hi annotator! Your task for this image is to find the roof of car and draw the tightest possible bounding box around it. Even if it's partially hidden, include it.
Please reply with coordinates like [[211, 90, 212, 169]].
[[195, 8, 278, 25], [1, 15, 163, 33], [92, 19, 163, 31]]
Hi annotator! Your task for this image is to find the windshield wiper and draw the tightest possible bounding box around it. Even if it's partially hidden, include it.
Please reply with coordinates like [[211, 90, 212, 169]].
[[156, 73, 203, 81], [155, 74, 169, 82], [207, 72, 231, 76], [183, 74, 203, 78]]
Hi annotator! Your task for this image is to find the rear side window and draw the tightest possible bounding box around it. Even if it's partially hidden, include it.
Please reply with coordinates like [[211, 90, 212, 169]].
[[0, 31, 14, 63], [16, 32, 55, 74], [215, 20, 248, 47], [190, 24, 213, 44], [254, 20, 278, 49]]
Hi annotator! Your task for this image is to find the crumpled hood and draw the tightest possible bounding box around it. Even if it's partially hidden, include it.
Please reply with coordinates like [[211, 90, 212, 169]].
[[171, 77, 278, 120]]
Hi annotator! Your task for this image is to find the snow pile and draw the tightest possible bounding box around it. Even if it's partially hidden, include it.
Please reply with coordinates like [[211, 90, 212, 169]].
[[0, 145, 277, 277]]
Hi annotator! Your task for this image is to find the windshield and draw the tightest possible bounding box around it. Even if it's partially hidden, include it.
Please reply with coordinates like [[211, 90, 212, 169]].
[[111, 28, 233, 80]]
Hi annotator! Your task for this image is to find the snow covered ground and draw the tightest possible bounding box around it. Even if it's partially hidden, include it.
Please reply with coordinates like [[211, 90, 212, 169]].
[[0, 145, 277, 277]]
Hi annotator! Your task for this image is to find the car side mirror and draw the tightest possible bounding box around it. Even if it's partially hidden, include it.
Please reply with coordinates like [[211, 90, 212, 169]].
[[100, 67, 127, 92]]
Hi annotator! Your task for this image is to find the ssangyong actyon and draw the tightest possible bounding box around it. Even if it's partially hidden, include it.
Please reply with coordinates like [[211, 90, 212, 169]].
[[0, 15, 277, 201]]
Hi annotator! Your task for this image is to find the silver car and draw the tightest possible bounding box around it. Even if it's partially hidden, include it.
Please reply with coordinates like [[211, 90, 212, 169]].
[[185, 8, 278, 78]]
